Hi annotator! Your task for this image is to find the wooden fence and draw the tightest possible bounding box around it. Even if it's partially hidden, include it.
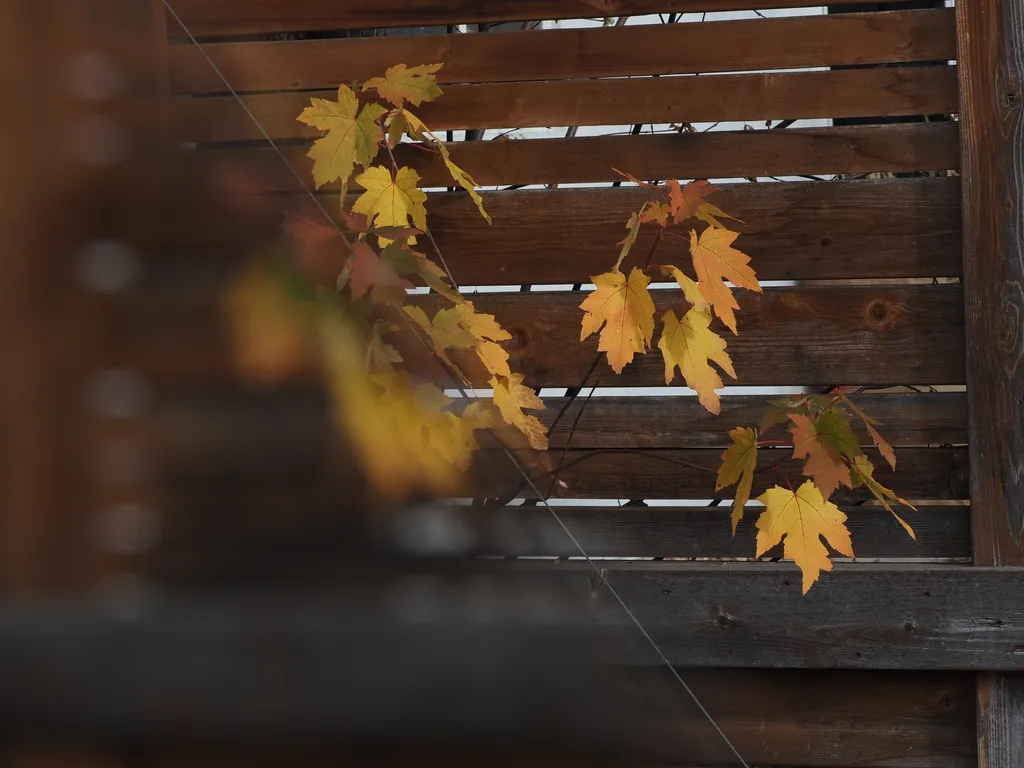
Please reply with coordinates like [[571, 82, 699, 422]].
[[1, 0, 1023, 766]]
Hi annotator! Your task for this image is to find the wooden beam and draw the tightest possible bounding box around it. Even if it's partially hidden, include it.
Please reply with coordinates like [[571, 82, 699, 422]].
[[956, 0, 1024, 761]]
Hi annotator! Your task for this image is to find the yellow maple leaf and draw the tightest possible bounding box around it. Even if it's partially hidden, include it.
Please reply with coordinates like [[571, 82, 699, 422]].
[[579, 267, 656, 374], [491, 374, 548, 451], [657, 308, 736, 414], [436, 140, 491, 224], [320, 318, 473, 500], [614, 209, 645, 270], [385, 108, 430, 146], [404, 304, 477, 365], [850, 454, 916, 538], [476, 340, 511, 377], [755, 480, 855, 594], [639, 201, 671, 227], [366, 320, 402, 373], [689, 227, 761, 334], [363, 63, 444, 108], [352, 166, 428, 243], [298, 85, 387, 189], [789, 411, 857, 498], [716, 427, 758, 534], [455, 302, 511, 342], [660, 265, 710, 313]]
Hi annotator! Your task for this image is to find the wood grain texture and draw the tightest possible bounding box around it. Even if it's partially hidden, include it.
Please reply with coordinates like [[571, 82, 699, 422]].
[[142, 177, 965, 281], [209, 122, 959, 191], [157, 445, 964, 501], [167, 9, 956, 94], [143, 390, 967, 452], [164, 0, 906, 37], [117, 285, 967, 387], [957, 0, 1024, 762], [0, 601, 980, 766], [173, 66, 959, 142], [9, 564, 1024, 671], [153, 497, 970, 562]]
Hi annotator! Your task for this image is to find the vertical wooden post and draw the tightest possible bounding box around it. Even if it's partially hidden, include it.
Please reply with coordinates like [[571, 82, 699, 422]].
[[956, 0, 1024, 764]]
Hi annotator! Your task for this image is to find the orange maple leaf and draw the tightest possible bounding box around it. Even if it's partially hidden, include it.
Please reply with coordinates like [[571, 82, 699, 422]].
[[689, 227, 761, 334], [579, 267, 656, 374], [789, 411, 859, 498], [668, 179, 741, 228]]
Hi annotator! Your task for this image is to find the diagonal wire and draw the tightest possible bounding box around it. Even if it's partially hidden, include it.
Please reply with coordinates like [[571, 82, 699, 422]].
[[160, 5, 749, 766]]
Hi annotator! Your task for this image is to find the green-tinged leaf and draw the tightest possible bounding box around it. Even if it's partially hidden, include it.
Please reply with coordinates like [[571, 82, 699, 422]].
[[298, 85, 386, 189], [364, 63, 444, 107], [850, 454, 916, 538], [403, 304, 476, 365], [788, 410, 856, 498], [613, 207, 645, 271], [716, 427, 758, 534]]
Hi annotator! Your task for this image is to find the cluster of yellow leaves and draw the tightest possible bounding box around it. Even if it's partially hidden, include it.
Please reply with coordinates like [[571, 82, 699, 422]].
[[715, 391, 916, 592], [578, 176, 759, 414], [291, 62, 547, 500]]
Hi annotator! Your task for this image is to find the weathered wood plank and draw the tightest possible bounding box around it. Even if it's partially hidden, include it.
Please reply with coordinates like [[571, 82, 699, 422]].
[[137, 177, 965, 281], [153, 497, 971, 562], [143, 390, 967, 452], [364, 177, 963, 283], [167, 9, 956, 94], [591, 562, 1024, 669], [159, 445, 965, 500], [206, 122, 959, 191], [163, 0, 911, 37], [957, 0, 1024, 761], [173, 66, 959, 142], [0, 603, 979, 766], [6, 563, 1024, 670], [117, 284, 967, 387]]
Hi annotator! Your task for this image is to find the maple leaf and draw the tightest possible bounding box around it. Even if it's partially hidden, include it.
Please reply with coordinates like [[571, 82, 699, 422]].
[[352, 166, 428, 243], [435, 139, 491, 224], [491, 374, 548, 451], [579, 267, 656, 374], [348, 240, 414, 306], [283, 212, 346, 286], [455, 302, 512, 342], [716, 427, 758, 534], [760, 405, 797, 435], [380, 243, 463, 304], [668, 179, 741, 228], [614, 208, 645, 270], [850, 454, 916, 538], [476, 340, 511, 377], [640, 202, 671, 227], [298, 85, 387, 189], [404, 304, 477, 365], [755, 480, 855, 594], [366, 320, 402, 372], [657, 309, 736, 414], [789, 410, 860, 498], [660, 264, 710, 312], [386, 108, 430, 146], [363, 63, 444, 108], [839, 394, 897, 470], [689, 227, 761, 334]]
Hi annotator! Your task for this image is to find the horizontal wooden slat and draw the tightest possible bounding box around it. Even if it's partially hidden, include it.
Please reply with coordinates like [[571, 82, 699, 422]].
[[164, 0, 906, 37], [158, 445, 965, 500], [142, 390, 967, 453], [275, 178, 963, 282], [152, 496, 971, 561], [0, 600, 979, 764], [114, 285, 968, 387], [168, 9, 956, 94], [173, 66, 959, 143], [11, 563, 1024, 669], [596, 562, 1024, 669], [208, 123, 960, 190]]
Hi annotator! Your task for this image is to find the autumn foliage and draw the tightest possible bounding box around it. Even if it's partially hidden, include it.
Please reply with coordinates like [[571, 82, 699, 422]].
[[226, 62, 913, 593]]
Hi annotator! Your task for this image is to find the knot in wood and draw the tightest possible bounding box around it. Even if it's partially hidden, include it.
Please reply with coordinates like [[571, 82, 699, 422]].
[[865, 299, 894, 329]]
